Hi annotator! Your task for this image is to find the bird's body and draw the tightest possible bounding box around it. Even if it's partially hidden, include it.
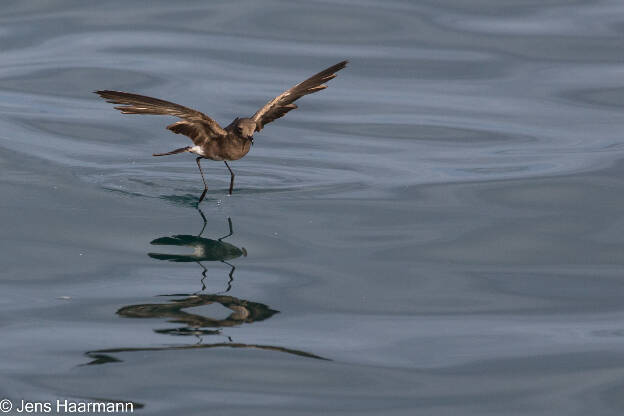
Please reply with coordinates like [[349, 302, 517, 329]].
[[187, 127, 252, 161], [96, 60, 348, 201]]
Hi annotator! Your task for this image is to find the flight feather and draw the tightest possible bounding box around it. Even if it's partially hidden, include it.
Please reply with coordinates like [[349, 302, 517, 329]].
[[251, 60, 348, 131], [94, 90, 227, 144]]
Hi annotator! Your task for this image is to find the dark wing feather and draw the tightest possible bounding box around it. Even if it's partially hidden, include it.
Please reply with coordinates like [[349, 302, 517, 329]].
[[251, 60, 348, 131], [95, 90, 227, 144]]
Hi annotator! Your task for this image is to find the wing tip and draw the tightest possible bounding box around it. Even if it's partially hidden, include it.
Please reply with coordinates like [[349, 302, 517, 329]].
[[320, 60, 348, 79], [95, 90, 127, 104], [332, 60, 349, 72]]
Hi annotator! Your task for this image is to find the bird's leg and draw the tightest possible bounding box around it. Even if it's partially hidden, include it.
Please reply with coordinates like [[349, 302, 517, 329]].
[[218, 217, 233, 242], [196, 207, 208, 237], [220, 260, 235, 293], [224, 161, 235, 195], [194, 261, 208, 294], [196, 157, 208, 203]]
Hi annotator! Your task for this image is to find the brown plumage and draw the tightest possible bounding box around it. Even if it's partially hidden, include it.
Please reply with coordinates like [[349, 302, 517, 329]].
[[95, 60, 348, 202]]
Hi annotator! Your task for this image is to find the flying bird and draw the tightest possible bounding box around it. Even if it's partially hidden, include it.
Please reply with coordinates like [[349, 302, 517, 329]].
[[95, 60, 348, 202]]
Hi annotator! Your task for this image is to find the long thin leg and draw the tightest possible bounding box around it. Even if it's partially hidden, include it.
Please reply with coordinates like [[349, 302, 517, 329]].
[[218, 217, 233, 241], [196, 207, 207, 237], [224, 161, 235, 195], [196, 157, 208, 203], [195, 261, 208, 294], [219, 260, 235, 293]]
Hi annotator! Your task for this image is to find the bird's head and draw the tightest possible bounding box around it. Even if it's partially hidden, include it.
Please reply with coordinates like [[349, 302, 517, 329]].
[[233, 118, 256, 143]]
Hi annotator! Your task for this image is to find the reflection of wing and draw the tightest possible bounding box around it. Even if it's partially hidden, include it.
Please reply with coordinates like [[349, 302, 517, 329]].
[[117, 294, 278, 325], [85, 343, 330, 364], [148, 235, 244, 262], [147, 253, 191, 262], [251, 60, 348, 131], [149, 235, 202, 246], [95, 90, 227, 145]]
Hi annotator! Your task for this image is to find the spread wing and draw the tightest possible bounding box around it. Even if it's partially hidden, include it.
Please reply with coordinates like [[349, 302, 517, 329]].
[[95, 90, 227, 145], [251, 60, 348, 132]]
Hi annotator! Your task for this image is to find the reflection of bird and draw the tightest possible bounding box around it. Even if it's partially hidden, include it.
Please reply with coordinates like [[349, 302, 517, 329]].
[[95, 60, 348, 200], [148, 213, 245, 292], [148, 234, 246, 263], [85, 343, 328, 365], [117, 294, 278, 336], [84, 293, 329, 364]]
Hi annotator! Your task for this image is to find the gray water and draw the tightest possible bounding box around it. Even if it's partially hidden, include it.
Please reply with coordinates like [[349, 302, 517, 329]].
[[2, 0, 624, 414]]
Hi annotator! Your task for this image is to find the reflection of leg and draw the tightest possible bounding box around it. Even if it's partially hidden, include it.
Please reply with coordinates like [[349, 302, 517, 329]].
[[197, 207, 208, 237], [220, 260, 235, 293], [218, 217, 233, 241], [224, 161, 235, 195], [196, 157, 208, 203], [195, 261, 208, 293]]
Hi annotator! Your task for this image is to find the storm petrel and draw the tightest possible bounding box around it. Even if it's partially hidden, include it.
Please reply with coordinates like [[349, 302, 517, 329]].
[[95, 60, 348, 201]]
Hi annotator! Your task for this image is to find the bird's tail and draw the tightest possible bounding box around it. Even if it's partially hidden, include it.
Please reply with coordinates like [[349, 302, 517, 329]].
[[153, 146, 192, 156]]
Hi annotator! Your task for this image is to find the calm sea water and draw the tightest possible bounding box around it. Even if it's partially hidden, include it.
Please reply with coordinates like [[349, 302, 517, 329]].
[[2, 0, 624, 414]]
